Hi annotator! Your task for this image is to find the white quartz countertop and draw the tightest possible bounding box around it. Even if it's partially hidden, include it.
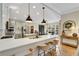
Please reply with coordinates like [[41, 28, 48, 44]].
[[0, 35, 58, 52], [25, 34, 35, 36]]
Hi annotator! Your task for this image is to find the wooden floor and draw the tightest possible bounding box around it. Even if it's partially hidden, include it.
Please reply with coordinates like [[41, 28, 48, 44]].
[[60, 44, 77, 56]]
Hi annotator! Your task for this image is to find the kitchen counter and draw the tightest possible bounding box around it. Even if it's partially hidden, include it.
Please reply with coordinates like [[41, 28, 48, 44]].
[[25, 34, 35, 36], [0, 35, 58, 56]]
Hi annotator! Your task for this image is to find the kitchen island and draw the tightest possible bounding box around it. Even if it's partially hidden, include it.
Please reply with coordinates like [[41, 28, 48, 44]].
[[0, 35, 58, 56]]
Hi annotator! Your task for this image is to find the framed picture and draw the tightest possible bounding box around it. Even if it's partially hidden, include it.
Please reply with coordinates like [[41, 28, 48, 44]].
[[63, 20, 76, 30]]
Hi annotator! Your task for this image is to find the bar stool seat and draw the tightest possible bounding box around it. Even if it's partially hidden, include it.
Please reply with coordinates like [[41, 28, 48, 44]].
[[53, 40, 59, 45], [48, 41, 54, 45], [46, 49, 57, 56], [37, 44, 48, 56], [44, 41, 57, 56], [45, 42, 53, 49], [47, 41, 56, 49]]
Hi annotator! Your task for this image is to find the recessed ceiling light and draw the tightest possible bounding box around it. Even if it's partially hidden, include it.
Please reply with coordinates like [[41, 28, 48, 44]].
[[9, 6, 18, 10], [16, 10, 19, 14], [33, 6, 36, 9], [36, 12, 40, 15], [2, 15, 5, 17], [24, 15, 26, 17], [14, 17, 16, 19]]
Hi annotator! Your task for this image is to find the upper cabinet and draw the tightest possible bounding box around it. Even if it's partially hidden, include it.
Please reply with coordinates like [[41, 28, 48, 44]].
[[47, 22, 59, 35]]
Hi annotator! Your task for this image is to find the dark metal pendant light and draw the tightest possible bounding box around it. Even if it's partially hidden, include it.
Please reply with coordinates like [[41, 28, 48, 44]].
[[41, 7, 46, 23], [26, 3, 32, 22]]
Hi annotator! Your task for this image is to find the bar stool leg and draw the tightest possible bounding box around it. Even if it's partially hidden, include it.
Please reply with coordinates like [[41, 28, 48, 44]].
[[44, 50, 45, 56], [38, 49, 40, 56]]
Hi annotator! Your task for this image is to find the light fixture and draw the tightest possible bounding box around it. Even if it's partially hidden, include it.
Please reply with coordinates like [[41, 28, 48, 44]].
[[9, 6, 18, 10], [16, 10, 19, 14], [41, 7, 46, 23], [33, 5, 36, 9], [36, 12, 40, 15], [14, 17, 16, 19], [2, 14, 5, 17], [26, 3, 32, 22]]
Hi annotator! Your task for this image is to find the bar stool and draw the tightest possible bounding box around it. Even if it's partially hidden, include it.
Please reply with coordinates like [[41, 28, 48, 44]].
[[47, 48, 57, 56], [37, 44, 48, 56], [26, 48, 34, 56], [45, 42, 52, 51], [53, 40, 59, 45], [53, 40, 59, 49], [46, 40, 59, 56], [45, 41, 57, 56], [47, 41, 56, 50], [53, 40, 61, 56]]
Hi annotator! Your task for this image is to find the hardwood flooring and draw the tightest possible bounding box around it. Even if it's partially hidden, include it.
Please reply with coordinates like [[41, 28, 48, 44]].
[[59, 44, 77, 56]]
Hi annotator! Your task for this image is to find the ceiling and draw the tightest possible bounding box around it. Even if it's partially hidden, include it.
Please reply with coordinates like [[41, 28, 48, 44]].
[[3, 3, 79, 23], [51, 3, 79, 15]]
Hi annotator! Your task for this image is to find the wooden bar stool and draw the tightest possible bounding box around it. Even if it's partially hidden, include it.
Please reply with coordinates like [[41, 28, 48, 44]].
[[45, 42, 52, 51], [45, 41, 57, 56], [46, 40, 59, 56], [47, 41, 55, 50], [47, 48, 57, 56], [37, 44, 48, 56], [53, 40, 59, 45], [53, 40, 59, 49]]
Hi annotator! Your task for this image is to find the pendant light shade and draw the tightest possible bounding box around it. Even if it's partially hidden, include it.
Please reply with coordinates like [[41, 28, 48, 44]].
[[41, 19, 46, 23], [26, 15, 32, 21], [41, 7, 46, 23], [26, 3, 32, 22]]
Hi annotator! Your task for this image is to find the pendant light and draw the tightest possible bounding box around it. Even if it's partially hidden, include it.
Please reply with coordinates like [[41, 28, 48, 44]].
[[26, 3, 32, 22], [41, 7, 46, 23], [6, 5, 10, 30]]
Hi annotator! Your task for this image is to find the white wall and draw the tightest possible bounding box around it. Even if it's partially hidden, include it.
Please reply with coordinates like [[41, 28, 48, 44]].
[[60, 10, 79, 35], [0, 4, 2, 28], [2, 4, 9, 36], [0, 3, 2, 37]]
